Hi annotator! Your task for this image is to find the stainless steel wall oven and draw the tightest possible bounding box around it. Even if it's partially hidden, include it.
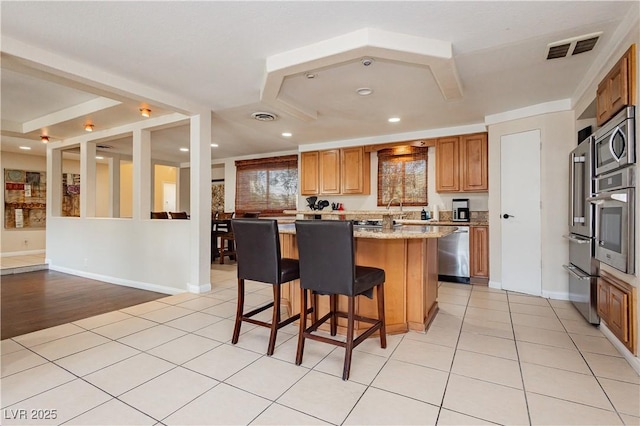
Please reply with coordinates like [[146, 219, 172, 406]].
[[589, 167, 635, 274]]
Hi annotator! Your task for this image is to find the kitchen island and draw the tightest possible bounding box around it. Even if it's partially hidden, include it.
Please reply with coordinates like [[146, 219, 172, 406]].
[[278, 223, 457, 334]]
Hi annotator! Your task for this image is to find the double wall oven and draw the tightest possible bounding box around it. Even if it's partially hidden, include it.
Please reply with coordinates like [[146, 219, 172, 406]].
[[564, 105, 636, 324]]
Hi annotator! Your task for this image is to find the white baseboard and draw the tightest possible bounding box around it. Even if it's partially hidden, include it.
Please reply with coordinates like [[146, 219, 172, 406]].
[[541, 290, 570, 301], [1, 249, 46, 258], [48, 264, 182, 295], [188, 283, 212, 293], [599, 323, 640, 376], [489, 280, 501, 290]]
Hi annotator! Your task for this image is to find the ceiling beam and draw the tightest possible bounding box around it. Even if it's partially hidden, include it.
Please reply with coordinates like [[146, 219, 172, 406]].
[[22, 97, 121, 133]]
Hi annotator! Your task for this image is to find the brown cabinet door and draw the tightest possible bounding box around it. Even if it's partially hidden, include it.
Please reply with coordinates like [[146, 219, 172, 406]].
[[470, 226, 489, 278], [609, 284, 629, 343], [597, 278, 610, 319], [596, 82, 610, 126], [319, 149, 341, 194], [300, 151, 319, 195], [341, 147, 370, 194], [609, 56, 629, 117], [461, 133, 488, 192], [436, 137, 459, 192]]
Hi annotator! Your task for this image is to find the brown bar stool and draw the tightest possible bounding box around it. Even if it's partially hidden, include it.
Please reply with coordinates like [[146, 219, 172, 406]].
[[230, 218, 304, 355], [217, 212, 235, 264], [294, 220, 386, 380]]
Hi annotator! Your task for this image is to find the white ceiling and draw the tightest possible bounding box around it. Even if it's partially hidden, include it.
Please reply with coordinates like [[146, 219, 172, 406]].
[[1, 1, 637, 163]]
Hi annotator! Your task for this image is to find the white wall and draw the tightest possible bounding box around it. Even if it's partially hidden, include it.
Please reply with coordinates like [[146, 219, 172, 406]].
[[0, 151, 48, 255], [488, 111, 575, 298], [46, 217, 190, 293]]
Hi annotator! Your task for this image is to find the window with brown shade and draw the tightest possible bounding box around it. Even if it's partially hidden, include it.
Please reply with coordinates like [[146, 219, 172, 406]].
[[377, 146, 428, 207], [235, 155, 298, 216]]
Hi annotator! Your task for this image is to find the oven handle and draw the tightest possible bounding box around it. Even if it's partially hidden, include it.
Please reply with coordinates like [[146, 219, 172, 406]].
[[562, 264, 591, 280], [562, 234, 591, 244], [587, 192, 628, 204]]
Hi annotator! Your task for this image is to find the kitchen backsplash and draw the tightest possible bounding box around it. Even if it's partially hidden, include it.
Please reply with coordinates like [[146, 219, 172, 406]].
[[403, 210, 489, 221]]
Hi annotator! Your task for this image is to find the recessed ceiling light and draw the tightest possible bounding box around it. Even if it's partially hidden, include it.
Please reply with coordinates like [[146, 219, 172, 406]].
[[356, 87, 373, 96], [282, 132, 292, 137], [84, 124, 94, 132], [361, 57, 374, 67], [40, 136, 49, 143], [305, 73, 317, 79], [388, 117, 401, 123], [211, 143, 219, 148], [96, 156, 104, 160], [139, 108, 151, 118], [19, 146, 31, 150], [180, 147, 189, 152]]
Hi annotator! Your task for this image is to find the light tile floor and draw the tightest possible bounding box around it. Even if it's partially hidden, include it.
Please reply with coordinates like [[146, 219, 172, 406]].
[[1, 263, 639, 425]]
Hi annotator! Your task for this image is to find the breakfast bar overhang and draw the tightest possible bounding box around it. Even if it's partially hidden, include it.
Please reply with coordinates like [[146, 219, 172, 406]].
[[278, 222, 457, 334]]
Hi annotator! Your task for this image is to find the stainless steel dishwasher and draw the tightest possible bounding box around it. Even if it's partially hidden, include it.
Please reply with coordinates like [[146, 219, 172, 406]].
[[438, 227, 470, 284]]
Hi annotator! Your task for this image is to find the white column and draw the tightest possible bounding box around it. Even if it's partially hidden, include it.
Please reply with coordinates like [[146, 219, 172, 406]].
[[80, 142, 96, 217], [47, 147, 62, 217], [189, 112, 212, 293], [133, 129, 151, 220], [108, 155, 121, 218]]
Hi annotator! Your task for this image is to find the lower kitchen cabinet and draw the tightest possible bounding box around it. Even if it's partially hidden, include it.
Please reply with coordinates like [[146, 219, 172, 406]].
[[597, 270, 637, 354], [470, 225, 489, 283]]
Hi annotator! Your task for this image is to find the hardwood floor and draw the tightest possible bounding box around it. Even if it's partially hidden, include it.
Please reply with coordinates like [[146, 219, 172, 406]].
[[1, 270, 167, 340]]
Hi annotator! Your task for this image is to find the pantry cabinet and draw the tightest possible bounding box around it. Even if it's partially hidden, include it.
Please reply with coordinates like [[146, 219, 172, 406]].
[[596, 44, 636, 126], [470, 226, 489, 282], [300, 147, 370, 195], [436, 133, 488, 193], [597, 271, 636, 354]]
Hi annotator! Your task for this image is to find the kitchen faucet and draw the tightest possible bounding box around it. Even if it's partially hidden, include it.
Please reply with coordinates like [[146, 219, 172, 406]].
[[386, 198, 403, 211]]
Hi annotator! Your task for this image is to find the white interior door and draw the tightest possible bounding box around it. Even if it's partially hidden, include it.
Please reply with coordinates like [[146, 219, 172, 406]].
[[500, 130, 542, 296], [163, 182, 176, 212]]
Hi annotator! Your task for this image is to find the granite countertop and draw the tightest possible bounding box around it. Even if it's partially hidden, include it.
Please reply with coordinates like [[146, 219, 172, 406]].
[[278, 223, 457, 239], [397, 219, 489, 227], [283, 210, 406, 218]]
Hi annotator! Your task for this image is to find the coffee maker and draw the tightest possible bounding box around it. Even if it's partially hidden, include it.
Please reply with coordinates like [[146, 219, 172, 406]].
[[452, 198, 470, 222]]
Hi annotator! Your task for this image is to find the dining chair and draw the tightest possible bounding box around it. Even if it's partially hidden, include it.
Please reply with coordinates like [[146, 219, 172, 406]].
[[169, 211, 189, 219], [294, 220, 387, 380], [230, 218, 304, 355], [216, 212, 236, 264]]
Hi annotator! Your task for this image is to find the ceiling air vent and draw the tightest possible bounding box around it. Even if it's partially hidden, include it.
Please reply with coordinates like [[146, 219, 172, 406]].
[[546, 32, 602, 60], [572, 36, 599, 55], [547, 44, 571, 60], [251, 111, 278, 122]]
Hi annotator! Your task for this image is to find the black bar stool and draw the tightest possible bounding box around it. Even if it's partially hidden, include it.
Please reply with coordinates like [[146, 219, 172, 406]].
[[230, 218, 302, 355], [294, 220, 387, 380]]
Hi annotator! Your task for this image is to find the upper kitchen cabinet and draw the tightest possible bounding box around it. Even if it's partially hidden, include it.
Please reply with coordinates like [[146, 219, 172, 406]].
[[300, 147, 370, 195], [300, 151, 320, 195], [596, 44, 636, 127], [436, 133, 488, 193]]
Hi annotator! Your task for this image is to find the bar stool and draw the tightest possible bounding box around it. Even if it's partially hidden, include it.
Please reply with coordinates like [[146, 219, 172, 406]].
[[294, 220, 386, 380], [230, 218, 303, 355]]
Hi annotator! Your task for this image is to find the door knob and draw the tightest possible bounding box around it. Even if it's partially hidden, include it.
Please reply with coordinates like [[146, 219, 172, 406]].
[[502, 213, 514, 219]]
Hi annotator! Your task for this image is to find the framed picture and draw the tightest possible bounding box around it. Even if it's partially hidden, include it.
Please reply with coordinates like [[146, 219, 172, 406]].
[[211, 179, 224, 213]]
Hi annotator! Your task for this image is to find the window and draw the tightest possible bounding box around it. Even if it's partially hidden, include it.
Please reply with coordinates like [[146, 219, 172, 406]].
[[377, 146, 428, 206], [235, 155, 298, 216]]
